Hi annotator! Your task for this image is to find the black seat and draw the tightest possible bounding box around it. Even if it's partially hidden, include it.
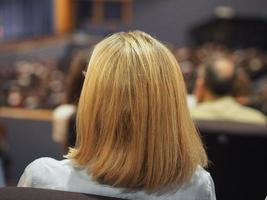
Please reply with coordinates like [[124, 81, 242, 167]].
[[0, 187, 126, 200], [196, 120, 267, 200]]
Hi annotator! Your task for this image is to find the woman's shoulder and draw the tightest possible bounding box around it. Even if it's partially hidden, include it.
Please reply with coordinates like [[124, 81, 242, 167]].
[[193, 166, 213, 183], [18, 157, 76, 188], [26, 157, 75, 175], [187, 166, 216, 199], [132, 167, 216, 200], [29, 157, 67, 166]]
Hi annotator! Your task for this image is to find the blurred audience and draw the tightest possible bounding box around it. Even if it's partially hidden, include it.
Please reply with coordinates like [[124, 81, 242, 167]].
[[231, 67, 251, 101], [190, 56, 266, 124], [0, 60, 65, 109], [172, 43, 267, 117], [1, 41, 267, 119], [52, 50, 88, 152]]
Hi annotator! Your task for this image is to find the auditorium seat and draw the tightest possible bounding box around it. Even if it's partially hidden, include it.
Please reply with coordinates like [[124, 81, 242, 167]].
[[196, 120, 267, 200], [0, 187, 126, 200]]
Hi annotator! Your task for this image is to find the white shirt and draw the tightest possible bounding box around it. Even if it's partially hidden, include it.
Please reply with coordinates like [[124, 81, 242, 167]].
[[18, 158, 216, 200], [52, 104, 76, 144]]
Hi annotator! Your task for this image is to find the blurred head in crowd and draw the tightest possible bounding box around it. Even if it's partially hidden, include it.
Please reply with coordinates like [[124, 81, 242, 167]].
[[65, 51, 88, 105], [67, 31, 207, 191], [194, 56, 236, 103], [232, 68, 252, 105]]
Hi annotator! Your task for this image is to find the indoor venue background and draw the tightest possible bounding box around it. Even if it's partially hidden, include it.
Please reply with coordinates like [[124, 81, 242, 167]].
[[0, 0, 267, 200]]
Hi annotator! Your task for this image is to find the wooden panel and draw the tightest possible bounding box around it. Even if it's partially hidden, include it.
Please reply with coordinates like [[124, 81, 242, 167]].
[[91, 0, 133, 24], [0, 35, 70, 53], [54, 0, 75, 34], [92, 0, 105, 24], [122, 0, 133, 23], [0, 107, 53, 122]]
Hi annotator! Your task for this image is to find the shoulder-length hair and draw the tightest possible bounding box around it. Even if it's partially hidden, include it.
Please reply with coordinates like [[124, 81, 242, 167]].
[[67, 31, 207, 191]]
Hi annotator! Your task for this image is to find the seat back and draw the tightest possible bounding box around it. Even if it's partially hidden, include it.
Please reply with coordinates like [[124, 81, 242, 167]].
[[0, 187, 126, 200], [196, 120, 267, 200]]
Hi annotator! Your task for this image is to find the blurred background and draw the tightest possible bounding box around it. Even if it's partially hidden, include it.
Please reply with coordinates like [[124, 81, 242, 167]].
[[0, 0, 267, 200]]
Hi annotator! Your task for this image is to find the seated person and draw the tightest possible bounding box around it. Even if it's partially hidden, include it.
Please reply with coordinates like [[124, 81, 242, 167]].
[[191, 56, 266, 124], [0, 125, 6, 187], [53, 51, 88, 152], [18, 31, 216, 200]]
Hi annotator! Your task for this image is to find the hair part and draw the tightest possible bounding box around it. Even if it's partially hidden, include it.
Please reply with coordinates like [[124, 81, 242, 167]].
[[67, 31, 207, 192]]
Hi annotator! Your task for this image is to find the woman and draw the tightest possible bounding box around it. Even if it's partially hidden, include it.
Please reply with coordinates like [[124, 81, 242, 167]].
[[18, 31, 216, 200], [52, 50, 88, 151]]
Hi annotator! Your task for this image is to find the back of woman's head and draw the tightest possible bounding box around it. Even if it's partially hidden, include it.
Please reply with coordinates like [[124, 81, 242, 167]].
[[67, 31, 207, 191]]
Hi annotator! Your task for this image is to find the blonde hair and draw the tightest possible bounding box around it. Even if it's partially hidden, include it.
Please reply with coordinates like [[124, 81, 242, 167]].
[[67, 31, 207, 191]]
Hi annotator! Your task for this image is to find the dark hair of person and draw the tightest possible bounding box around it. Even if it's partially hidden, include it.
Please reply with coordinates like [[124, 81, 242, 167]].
[[67, 113, 76, 148], [231, 67, 251, 97], [65, 51, 88, 105], [203, 57, 237, 96]]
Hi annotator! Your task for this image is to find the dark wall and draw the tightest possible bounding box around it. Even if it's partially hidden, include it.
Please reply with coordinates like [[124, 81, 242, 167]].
[[127, 0, 267, 46], [0, 118, 62, 184], [0, 0, 53, 40]]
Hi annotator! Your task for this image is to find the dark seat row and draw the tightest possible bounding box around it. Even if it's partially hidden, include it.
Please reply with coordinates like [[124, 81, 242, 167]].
[[196, 120, 267, 200], [0, 187, 125, 200], [1, 120, 266, 200]]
